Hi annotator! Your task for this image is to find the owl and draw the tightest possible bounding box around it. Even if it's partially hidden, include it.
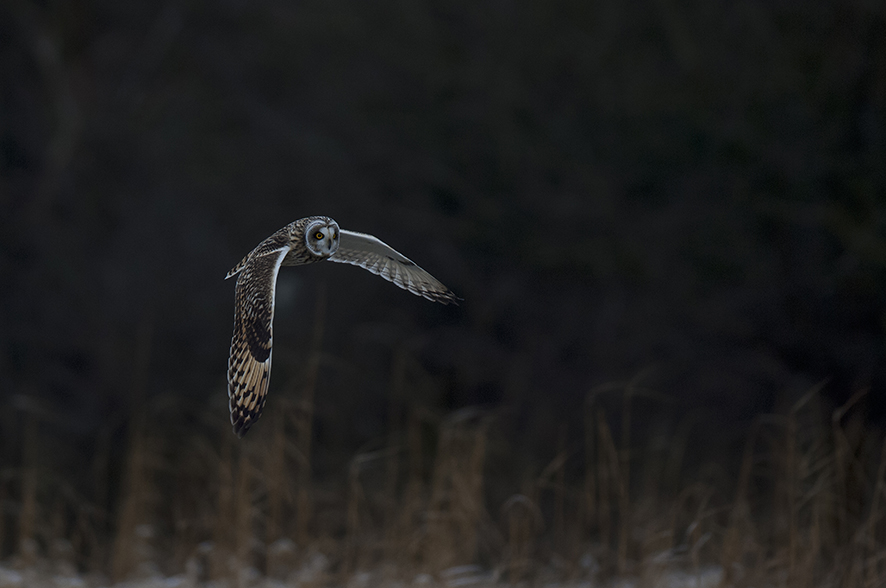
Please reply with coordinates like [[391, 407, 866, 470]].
[[226, 215, 458, 437]]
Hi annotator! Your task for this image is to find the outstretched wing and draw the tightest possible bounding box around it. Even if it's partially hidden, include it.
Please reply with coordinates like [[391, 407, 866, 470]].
[[227, 246, 289, 437], [328, 230, 458, 304]]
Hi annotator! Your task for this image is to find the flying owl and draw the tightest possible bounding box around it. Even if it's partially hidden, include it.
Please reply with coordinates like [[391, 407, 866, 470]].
[[226, 215, 458, 437]]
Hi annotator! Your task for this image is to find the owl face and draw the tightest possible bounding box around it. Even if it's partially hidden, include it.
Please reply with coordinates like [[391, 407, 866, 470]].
[[303, 218, 340, 257]]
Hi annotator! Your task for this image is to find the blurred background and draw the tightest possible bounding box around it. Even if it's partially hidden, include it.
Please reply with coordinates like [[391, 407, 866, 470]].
[[1, 0, 885, 585]]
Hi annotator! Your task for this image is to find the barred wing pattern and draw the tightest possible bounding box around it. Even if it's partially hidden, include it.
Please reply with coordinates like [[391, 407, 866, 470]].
[[329, 230, 459, 304], [227, 218, 459, 438], [227, 246, 289, 437]]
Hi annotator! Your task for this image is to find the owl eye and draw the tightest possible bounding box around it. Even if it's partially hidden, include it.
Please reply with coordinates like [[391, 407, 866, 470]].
[[314, 231, 324, 240]]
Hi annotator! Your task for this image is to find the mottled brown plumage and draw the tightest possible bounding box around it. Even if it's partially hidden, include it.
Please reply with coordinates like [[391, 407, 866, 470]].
[[226, 216, 457, 437]]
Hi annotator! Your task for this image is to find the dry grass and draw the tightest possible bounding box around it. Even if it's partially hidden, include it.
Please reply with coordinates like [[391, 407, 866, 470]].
[[3, 369, 886, 587]]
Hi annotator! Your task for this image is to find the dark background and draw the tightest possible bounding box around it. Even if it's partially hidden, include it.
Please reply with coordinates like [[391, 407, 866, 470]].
[[1, 0, 885, 570]]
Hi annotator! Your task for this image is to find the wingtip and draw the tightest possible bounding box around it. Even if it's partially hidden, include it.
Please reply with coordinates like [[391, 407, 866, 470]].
[[431, 290, 462, 305], [230, 408, 253, 438], [232, 419, 250, 438]]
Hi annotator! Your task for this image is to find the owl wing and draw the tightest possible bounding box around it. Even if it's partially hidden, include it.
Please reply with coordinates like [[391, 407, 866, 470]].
[[328, 229, 459, 304], [227, 245, 290, 437], [226, 253, 250, 279]]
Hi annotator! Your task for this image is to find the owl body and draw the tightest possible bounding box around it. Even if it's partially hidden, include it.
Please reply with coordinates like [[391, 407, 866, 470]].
[[227, 216, 335, 279], [226, 215, 457, 437]]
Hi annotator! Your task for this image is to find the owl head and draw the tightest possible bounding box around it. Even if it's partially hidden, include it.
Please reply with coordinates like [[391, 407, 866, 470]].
[[302, 217, 340, 257]]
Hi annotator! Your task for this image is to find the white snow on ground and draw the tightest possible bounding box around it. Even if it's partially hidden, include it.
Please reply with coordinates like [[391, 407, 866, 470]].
[[0, 563, 723, 588]]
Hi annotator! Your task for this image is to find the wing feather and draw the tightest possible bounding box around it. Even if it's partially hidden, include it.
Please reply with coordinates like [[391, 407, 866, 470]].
[[226, 254, 249, 279], [227, 246, 289, 437], [328, 230, 458, 304]]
